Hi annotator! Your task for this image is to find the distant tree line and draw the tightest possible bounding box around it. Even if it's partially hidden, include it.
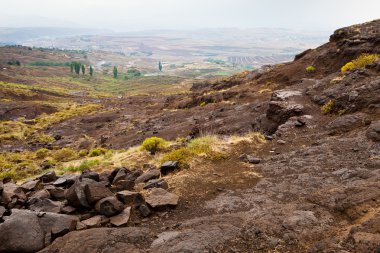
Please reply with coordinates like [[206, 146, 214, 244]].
[[70, 62, 94, 76]]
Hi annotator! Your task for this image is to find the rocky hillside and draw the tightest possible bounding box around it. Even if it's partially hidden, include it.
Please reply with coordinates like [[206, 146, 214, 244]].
[[0, 20, 380, 253]]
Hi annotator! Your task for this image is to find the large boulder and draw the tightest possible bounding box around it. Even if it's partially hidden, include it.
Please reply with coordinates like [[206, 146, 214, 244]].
[[0, 209, 78, 253], [144, 188, 179, 209], [95, 196, 124, 217], [53, 174, 78, 187], [38, 227, 152, 253], [21, 179, 42, 192], [64, 178, 96, 208], [28, 198, 61, 213], [1, 182, 26, 208], [84, 181, 113, 205], [116, 190, 144, 206]]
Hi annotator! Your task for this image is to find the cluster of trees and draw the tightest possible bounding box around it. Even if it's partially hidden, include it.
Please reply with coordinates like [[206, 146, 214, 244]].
[[7, 60, 21, 66], [70, 62, 94, 77]]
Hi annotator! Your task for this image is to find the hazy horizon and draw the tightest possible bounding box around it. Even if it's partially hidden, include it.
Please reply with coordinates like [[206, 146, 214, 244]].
[[1, 0, 379, 33]]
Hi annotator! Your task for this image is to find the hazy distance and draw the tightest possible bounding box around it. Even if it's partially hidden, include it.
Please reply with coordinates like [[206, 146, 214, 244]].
[[1, 0, 379, 32]]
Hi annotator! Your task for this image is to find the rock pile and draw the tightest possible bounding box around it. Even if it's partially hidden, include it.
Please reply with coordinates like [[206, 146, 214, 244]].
[[0, 165, 179, 253]]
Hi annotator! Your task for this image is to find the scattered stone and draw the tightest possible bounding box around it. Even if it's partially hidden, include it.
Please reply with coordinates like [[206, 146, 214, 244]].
[[99, 171, 111, 183], [277, 140, 286, 145], [112, 168, 131, 184], [264, 135, 273, 141], [29, 189, 51, 199], [125, 169, 143, 182], [21, 179, 41, 191], [145, 188, 179, 209], [28, 198, 61, 213], [40, 160, 54, 170], [0, 209, 77, 253], [53, 174, 78, 187], [240, 154, 261, 164], [45, 186, 65, 200], [61, 205, 76, 214], [1, 182, 26, 207], [139, 204, 152, 217], [116, 190, 144, 206], [64, 179, 95, 208], [81, 215, 109, 228], [160, 161, 179, 175], [84, 181, 113, 205], [144, 178, 169, 190], [95, 196, 124, 217], [135, 169, 160, 184], [112, 179, 135, 191], [110, 207, 131, 227], [366, 120, 380, 141], [80, 170, 100, 182], [39, 171, 58, 183]]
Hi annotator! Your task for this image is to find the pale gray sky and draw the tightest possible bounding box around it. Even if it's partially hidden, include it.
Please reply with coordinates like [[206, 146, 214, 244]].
[[1, 0, 379, 32]]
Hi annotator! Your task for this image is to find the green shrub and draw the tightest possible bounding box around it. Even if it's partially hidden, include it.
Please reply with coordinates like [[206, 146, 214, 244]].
[[306, 66, 316, 73], [52, 148, 77, 162], [161, 147, 193, 168], [199, 101, 207, 107], [341, 53, 379, 73], [64, 159, 100, 172], [78, 149, 89, 157], [321, 100, 335, 115], [88, 148, 107, 157], [141, 137, 167, 153], [36, 148, 50, 159]]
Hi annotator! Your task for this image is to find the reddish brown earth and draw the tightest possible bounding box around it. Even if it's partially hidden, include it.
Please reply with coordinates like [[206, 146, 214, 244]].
[[1, 20, 380, 252]]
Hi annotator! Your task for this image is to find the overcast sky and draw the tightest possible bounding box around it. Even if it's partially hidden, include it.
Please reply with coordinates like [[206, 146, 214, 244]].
[[1, 0, 379, 32]]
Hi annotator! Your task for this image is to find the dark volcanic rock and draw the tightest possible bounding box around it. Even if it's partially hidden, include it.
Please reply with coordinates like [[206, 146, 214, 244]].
[[81, 215, 109, 228], [139, 204, 152, 217], [80, 170, 100, 182], [21, 179, 41, 192], [1, 182, 26, 207], [112, 179, 135, 192], [135, 169, 160, 184], [64, 179, 96, 208], [143, 178, 169, 190], [160, 161, 179, 175], [28, 198, 61, 213], [53, 174, 78, 187], [95, 196, 124, 217], [38, 227, 152, 253], [110, 207, 131, 227], [84, 181, 113, 205], [39, 171, 58, 183], [145, 188, 179, 209], [116, 190, 144, 206], [0, 209, 78, 253]]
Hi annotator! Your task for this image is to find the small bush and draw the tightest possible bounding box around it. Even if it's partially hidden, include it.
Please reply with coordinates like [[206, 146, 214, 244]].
[[321, 100, 335, 115], [199, 101, 207, 107], [88, 148, 107, 157], [306, 66, 316, 73], [52, 148, 77, 162], [161, 147, 193, 168], [141, 137, 167, 153], [78, 149, 89, 157], [36, 148, 50, 159], [65, 159, 100, 172], [341, 53, 379, 73]]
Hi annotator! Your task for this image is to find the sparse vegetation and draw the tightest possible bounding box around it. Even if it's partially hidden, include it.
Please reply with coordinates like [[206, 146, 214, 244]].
[[113, 66, 118, 78], [321, 100, 335, 115], [88, 148, 107, 157], [200, 101, 207, 107], [64, 159, 100, 172], [52, 148, 77, 162], [306, 65, 316, 73], [341, 53, 379, 73], [141, 137, 167, 153]]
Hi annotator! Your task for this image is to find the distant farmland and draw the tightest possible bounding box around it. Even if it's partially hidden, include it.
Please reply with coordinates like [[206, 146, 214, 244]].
[[228, 55, 293, 66]]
